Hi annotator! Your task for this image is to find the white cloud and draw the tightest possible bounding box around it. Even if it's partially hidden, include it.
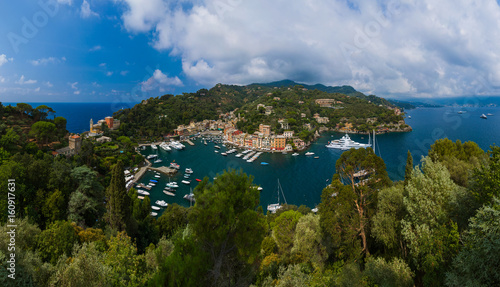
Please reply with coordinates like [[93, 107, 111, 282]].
[[116, 0, 500, 98], [69, 82, 78, 90], [29, 57, 65, 66], [80, 0, 99, 18], [141, 69, 183, 92], [57, 0, 72, 4], [106, 71, 113, 76], [0, 54, 13, 66], [118, 0, 167, 32], [0, 76, 5, 83], [120, 70, 129, 76], [74, 90, 81, 95], [35, 87, 41, 92], [16, 75, 37, 85], [99, 63, 106, 67], [92, 81, 101, 87], [45, 81, 53, 87], [89, 45, 102, 51]]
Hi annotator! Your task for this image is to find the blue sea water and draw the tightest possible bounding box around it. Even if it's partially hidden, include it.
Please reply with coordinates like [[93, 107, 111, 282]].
[[3, 102, 137, 133], [7, 102, 500, 212]]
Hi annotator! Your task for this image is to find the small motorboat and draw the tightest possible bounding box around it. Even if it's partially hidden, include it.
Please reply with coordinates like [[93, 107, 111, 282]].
[[261, 162, 269, 165], [151, 206, 160, 211], [195, 178, 202, 182]]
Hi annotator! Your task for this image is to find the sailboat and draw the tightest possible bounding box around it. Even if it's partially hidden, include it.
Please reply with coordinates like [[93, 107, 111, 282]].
[[267, 179, 287, 214]]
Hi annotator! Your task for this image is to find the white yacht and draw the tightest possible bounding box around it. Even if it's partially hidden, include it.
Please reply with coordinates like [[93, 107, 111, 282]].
[[305, 152, 314, 156], [153, 159, 163, 164], [155, 200, 168, 207], [151, 206, 160, 211], [326, 133, 372, 150], [185, 168, 193, 174], [151, 144, 158, 150], [292, 153, 299, 156], [159, 142, 171, 151]]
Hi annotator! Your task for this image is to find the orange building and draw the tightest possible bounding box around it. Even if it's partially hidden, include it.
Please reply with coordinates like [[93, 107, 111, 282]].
[[272, 136, 286, 150], [105, 117, 114, 129]]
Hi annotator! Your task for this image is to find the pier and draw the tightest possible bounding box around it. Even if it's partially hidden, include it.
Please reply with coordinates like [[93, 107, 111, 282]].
[[148, 166, 178, 175], [185, 139, 195, 146]]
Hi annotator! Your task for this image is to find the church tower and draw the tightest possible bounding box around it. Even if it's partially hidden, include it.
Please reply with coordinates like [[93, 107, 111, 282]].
[[90, 118, 94, 133]]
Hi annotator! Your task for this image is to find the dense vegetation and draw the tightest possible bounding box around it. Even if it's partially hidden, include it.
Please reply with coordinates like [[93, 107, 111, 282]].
[[1, 102, 499, 286], [114, 81, 407, 141]]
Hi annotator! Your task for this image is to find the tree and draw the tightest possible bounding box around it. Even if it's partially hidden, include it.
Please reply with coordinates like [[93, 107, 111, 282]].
[[50, 242, 112, 287], [404, 150, 413, 186], [0, 128, 20, 152], [54, 116, 67, 138], [157, 203, 188, 238], [333, 147, 391, 257], [69, 166, 105, 227], [371, 184, 406, 257], [37, 221, 79, 264], [34, 105, 55, 121], [291, 213, 327, 268], [105, 161, 131, 232], [364, 257, 414, 287], [188, 170, 267, 287], [272, 210, 302, 258], [16, 103, 33, 117], [401, 157, 460, 285], [445, 198, 500, 287], [30, 121, 56, 145], [469, 146, 500, 206]]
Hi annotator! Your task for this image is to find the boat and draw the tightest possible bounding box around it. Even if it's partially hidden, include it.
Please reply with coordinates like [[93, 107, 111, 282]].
[[257, 187, 263, 191], [221, 152, 227, 156], [163, 190, 175, 196], [261, 162, 269, 165], [137, 196, 144, 200], [204, 140, 207, 145], [314, 156, 319, 159], [292, 153, 299, 156], [150, 179, 158, 183], [185, 168, 193, 174], [155, 200, 168, 207], [458, 111, 465, 114], [137, 190, 150, 196], [267, 179, 287, 214], [184, 174, 190, 179], [170, 162, 180, 169], [480, 114, 487, 119], [326, 133, 372, 150], [214, 150, 219, 153], [487, 113, 494, 116], [305, 152, 314, 156], [153, 159, 163, 163], [181, 180, 191, 185], [151, 206, 160, 211], [166, 182, 179, 188], [150, 212, 158, 216], [154, 175, 161, 178], [214, 145, 221, 149], [195, 178, 202, 182], [159, 142, 172, 151], [184, 192, 195, 203], [235, 153, 243, 157], [146, 154, 157, 160], [149, 183, 156, 186], [151, 144, 157, 150], [407, 115, 412, 119]]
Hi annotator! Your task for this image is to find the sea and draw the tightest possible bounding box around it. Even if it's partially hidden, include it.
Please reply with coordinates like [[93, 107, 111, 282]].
[[7, 102, 500, 213]]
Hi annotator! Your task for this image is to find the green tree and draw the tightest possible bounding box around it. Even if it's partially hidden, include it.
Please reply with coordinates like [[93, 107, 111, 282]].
[[271, 210, 302, 258], [68, 166, 105, 227], [0, 128, 20, 151], [404, 150, 413, 186], [42, 189, 66, 222], [371, 184, 406, 257], [30, 121, 56, 145], [291, 213, 327, 268], [16, 103, 33, 117], [157, 203, 188, 238], [188, 170, 267, 286], [469, 146, 500, 206], [445, 198, 500, 287], [37, 220, 79, 265], [401, 157, 460, 285], [105, 161, 131, 232], [364, 257, 414, 287], [50, 242, 112, 287]]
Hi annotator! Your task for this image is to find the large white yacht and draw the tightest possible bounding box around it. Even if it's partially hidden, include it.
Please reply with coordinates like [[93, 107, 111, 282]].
[[326, 133, 372, 150]]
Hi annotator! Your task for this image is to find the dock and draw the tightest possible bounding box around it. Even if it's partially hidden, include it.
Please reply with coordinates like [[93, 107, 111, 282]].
[[186, 139, 195, 146], [148, 166, 178, 175]]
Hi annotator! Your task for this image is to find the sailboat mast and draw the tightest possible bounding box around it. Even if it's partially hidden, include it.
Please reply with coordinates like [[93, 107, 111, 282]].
[[373, 130, 376, 152]]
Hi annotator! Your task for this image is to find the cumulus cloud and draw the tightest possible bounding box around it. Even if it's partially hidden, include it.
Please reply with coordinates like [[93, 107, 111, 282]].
[[0, 54, 13, 66], [106, 71, 113, 76], [45, 81, 54, 87], [0, 76, 5, 83], [16, 75, 37, 85], [57, 0, 72, 5], [141, 69, 183, 92], [116, 0, 500, 98], [120, 70, 129, 76], [81, 0, 99, 18], [29, 57, 65, 66]]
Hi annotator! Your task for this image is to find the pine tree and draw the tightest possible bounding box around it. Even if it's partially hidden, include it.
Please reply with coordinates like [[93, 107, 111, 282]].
[[106, 161, 130, 232], [404, 150, 413, 186]]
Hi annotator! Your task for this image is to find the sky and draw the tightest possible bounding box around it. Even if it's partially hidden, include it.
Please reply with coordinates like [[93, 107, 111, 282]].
[[2, 0, 500, 103]]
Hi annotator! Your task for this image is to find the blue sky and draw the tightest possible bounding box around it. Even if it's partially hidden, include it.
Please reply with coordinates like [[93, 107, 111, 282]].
[[1, 0, 500, 102]]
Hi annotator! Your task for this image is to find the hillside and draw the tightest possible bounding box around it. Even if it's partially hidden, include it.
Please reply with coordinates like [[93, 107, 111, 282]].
[[114, 81, 410, 140]]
